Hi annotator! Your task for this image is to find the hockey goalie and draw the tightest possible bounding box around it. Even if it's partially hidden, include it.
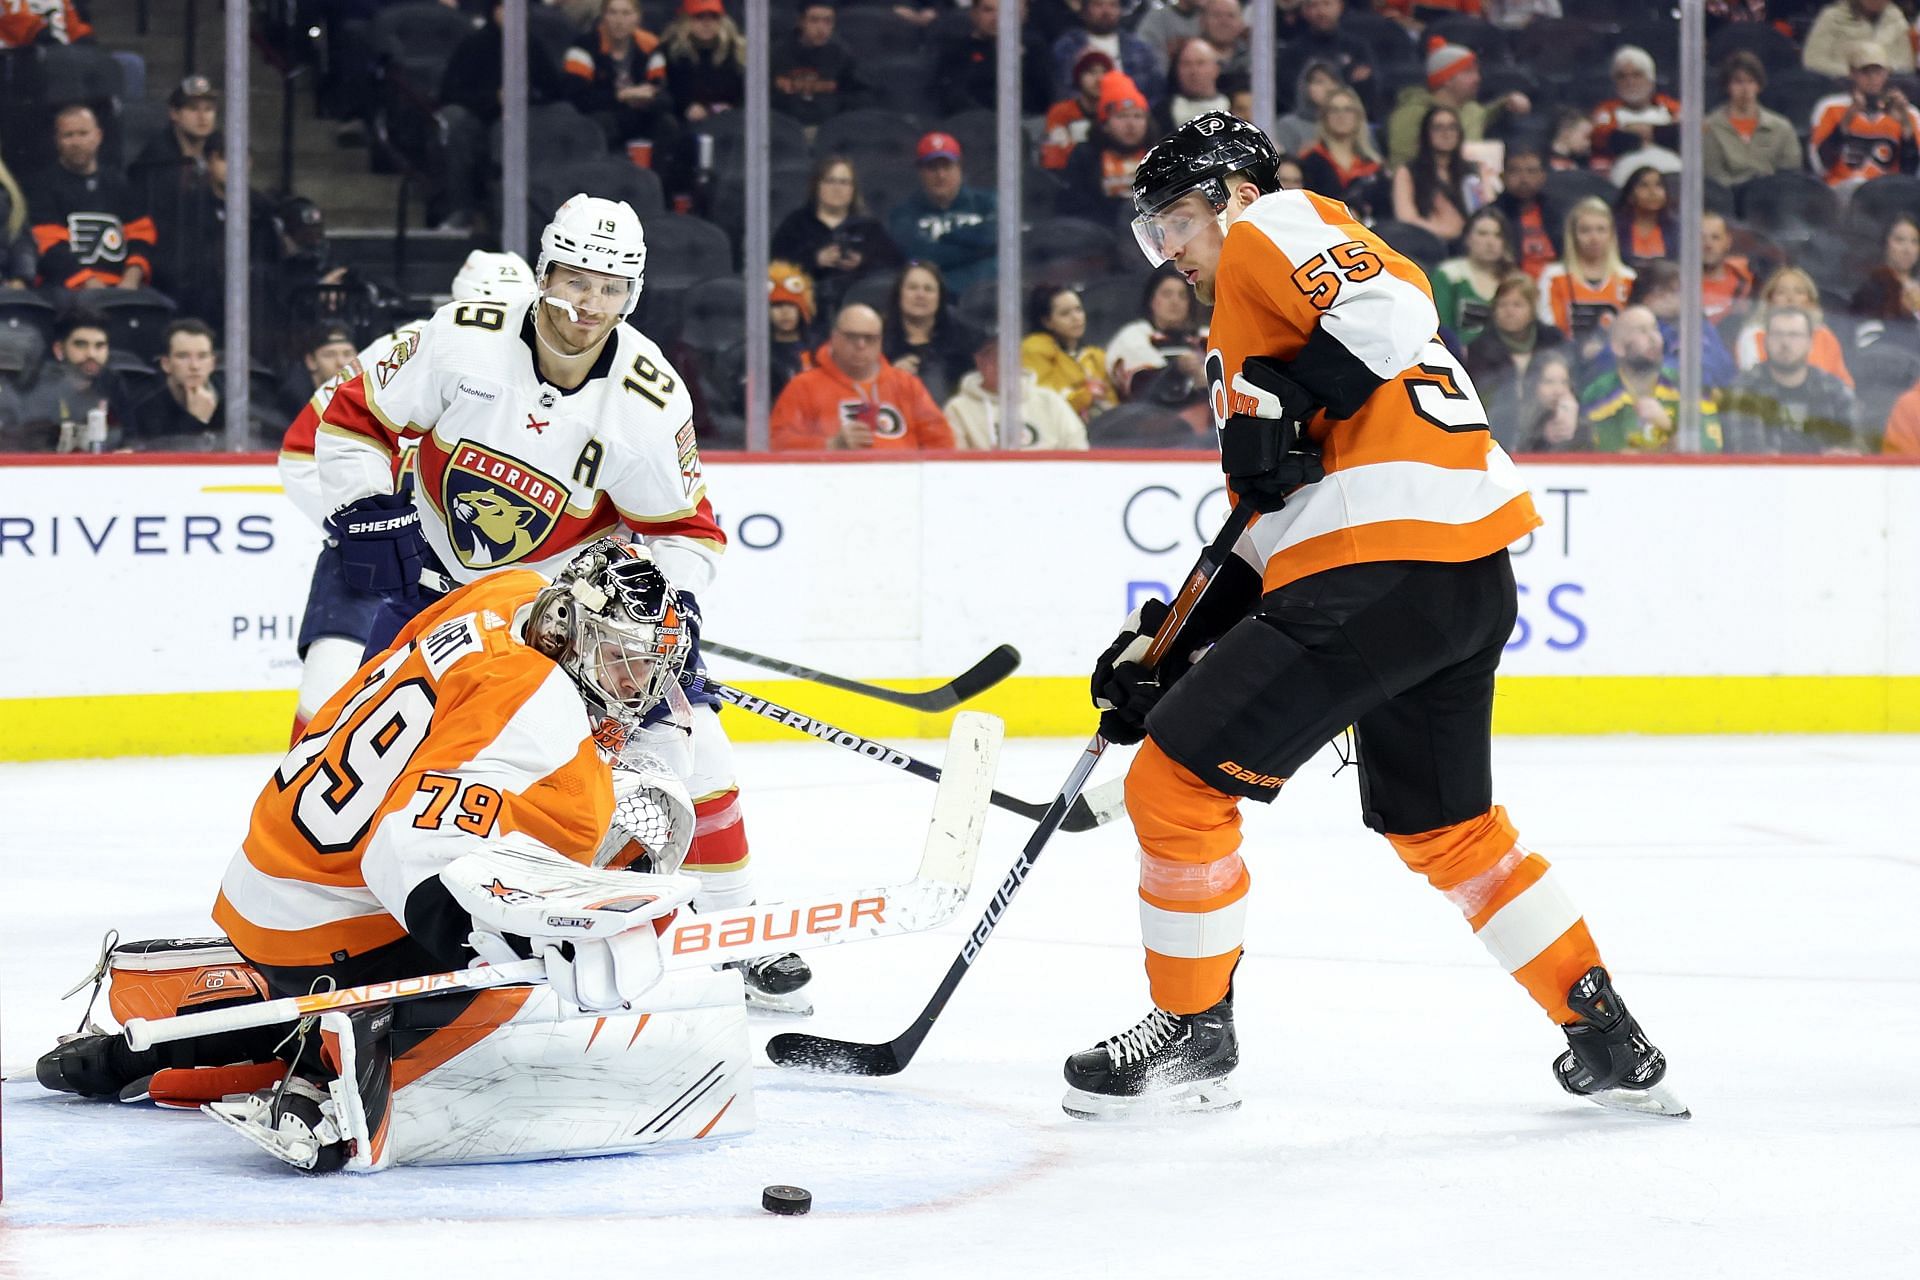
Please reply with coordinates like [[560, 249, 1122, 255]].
[[36, 540, 1001, 1173]]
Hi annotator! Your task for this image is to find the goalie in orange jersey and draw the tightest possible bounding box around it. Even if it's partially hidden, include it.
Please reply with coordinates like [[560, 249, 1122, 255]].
[[1063, 112, 1687, 1122]]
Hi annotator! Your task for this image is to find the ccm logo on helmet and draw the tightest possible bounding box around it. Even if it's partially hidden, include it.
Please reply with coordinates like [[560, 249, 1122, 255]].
[[668, 897, 887, 955]]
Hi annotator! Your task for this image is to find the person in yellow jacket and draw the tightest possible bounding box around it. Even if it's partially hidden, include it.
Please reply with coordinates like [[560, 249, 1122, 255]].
[[1021, 283, 1117, 419]]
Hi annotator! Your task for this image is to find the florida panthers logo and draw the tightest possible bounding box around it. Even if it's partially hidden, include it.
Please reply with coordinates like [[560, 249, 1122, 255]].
[[441, 443, 569, 569]]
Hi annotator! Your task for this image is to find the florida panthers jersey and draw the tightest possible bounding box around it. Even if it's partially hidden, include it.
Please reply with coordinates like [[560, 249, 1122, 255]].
[[1206, 190, 1541, 590], [315, 297, 724, 593]]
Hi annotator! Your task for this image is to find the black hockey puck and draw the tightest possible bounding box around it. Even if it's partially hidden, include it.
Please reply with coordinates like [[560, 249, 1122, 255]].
[[761, 1184, 812, 1216]]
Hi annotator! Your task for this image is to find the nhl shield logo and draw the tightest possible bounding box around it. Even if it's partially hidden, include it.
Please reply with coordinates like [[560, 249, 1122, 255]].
[[441, 443, 569, 568]]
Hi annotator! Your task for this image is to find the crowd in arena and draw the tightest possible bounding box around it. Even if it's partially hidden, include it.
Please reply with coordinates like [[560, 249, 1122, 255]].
[[3, 0, 1920, 455]]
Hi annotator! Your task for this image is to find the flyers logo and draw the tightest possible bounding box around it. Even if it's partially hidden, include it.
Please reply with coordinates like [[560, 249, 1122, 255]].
[[1195, 116, 1225, 135], [841, 400, 907, 440], [66, 213, 127, 266], [442, 442, 568, 569]]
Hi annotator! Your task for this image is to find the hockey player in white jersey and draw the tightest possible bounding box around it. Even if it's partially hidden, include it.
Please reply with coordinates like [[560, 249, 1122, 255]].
[[314, 195, 809, 1012], [279, 250, 537, 740]]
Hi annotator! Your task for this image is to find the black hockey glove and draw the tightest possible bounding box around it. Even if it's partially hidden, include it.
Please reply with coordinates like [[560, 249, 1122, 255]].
[[1219, 357, 1325, 513], [327, 493, 427, 598], [1090, 598, 1172, 746]]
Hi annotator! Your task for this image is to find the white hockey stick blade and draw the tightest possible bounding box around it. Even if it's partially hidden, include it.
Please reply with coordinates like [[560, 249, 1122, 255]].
[[654, 710, 1003, 970], [1077, 778, 1127, 830], [123, 714, 1004, 1053]]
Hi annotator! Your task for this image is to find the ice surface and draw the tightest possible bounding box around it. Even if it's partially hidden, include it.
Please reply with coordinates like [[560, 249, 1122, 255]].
[[3, 736, 1916, 1278]]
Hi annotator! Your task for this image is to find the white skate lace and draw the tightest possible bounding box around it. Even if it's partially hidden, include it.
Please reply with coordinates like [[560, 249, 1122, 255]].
[[1103, 1009, 1181, 1067]]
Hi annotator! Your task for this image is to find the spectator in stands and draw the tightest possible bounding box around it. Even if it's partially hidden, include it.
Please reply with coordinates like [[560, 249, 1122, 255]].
[[1724, 306, 1861, 452], [0, 0, 91, 46], [434, 3, 579, 231], [1022, 283, 1117, 420], [1275, 153, 1307, 189], [1701, 211, 1757, 328], [1620, 262, 1738, 393], [1735, 265, 1856, 385], [1051, 0, 1166, 106], [1386, 44, 1532, 169], [1849, 266, 1920, 357], [1810, 42, 1920, 190], [1392, 106, 1474, 245], [1195, 0, 1251, 80], [1298, 87, 1385, 220], [1882, 374, 1920, 453], [771, 1, 861, 128], [1106, 264, 1208, 408], [1060, 70, 1153, 225], [888, 132, 998, 293], [1591, 47, 1681, 167], [1803, 0, 1916, 77], [27, 105, 154, 291], [946, 324, 1089, 449], [1272, 59, 1340, 158], [1513, 348, 1584, 453], [1274, 0, 1376, 115], [1875, 211, 1920, 294], [1614, 165, 1678, 270], [1538, 197, 1636, 364], [130, 77, 220, 283], [1547, 106, 1597, 171], [659, 0, 747, 123], [1043, 49, 1116, 171], [1223, 69, 1257, 126], [1159, 38, 1230, 133], [0, 330, 34, 446], [771, 155, 901, 315], [1491, 143, 1559, 281], [567, 0, 681, 171], [132, 318, 223, 444], [9, 308, 134, 452], [0, 152, 30, 286], [1466, 273, 1567, 391], [933, 0, 1054, 117], [1484, 0, 1564, 26], [1433, 209, 1516, 343], [1137, 0, 1205, 65], [1578, 305, 1723, 452], [883, 261, 977, 408], [279, 323, 359, 423], [767, 260, 817, 400], [769, 302, 953, 450], [1703, 52, 1803, 188]]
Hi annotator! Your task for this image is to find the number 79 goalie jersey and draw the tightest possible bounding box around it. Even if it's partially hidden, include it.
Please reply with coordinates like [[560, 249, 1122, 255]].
[[1207, 190, 1541, 589]]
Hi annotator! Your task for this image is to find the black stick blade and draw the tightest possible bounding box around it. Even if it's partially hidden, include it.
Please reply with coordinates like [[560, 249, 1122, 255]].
[[765, 1032, 908, 1076], [940, 644, 1022, 707]]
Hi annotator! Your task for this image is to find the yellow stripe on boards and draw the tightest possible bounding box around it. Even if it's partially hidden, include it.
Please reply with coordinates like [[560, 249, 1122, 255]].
[[2, 676, 1918, 762], [199, 484, 287, 495]]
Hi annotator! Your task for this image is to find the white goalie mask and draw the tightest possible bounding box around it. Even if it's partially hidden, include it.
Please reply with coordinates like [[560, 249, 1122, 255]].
[[450, 250, 537, 303], [525, 539, 691, 733], [535, 194, 646, 320]]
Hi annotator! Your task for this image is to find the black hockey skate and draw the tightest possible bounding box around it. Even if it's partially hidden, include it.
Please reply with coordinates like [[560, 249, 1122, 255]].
[[1554, 966, 1689, 1119], [1061, 994, 1240, 1120], [728, 952, 813, 1016]]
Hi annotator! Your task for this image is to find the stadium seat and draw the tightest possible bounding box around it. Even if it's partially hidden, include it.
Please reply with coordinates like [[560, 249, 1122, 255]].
[[0, 321, 45, 383], [1086, 401, 1207, 449], [1022, 166, 1067, 223], [1023, 216, 1117, 288], [534, 160, 666, 219], [1340, 10, 1418, 72], [527, 5, 581, 66], [833, 9, 921, 61], [109, 50, 145, 102], [1080, 275, 1144, 351], [678, 275, 746, 355], [1421, 17, 1510, 66], [1370, 220, 1447, 271], [0, 289, 57, 343], [703, 157, 811, 252], [864, 52, 938, 118], [1850, 343, 1920, 448], [492, 102, 605, 168], [849, 154, 923, 221], [1614, 20, 1679, 75], [372, 2, 474, 96], [1736, 172, 1840, 248], [1766, 69, 1846, 138], [814, 109, 925, 170], [41, 41, 122, 101], [91, 289, 179, 364], [1511, 19, 1608, 84], [640, 213, 735, 290], [1706, 23, 1801, 75], [1848, 176, 1920, 235], [940, 110, 1001, 171], [1703, 179, 1736, 218], [692, 109, 810, 182], [843, 270, 900, 314], [1543, 168, 1617, 213]]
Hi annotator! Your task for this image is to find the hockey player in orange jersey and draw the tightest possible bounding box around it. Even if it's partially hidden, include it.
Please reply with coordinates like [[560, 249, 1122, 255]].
[[1063, 113, 1685, 1121]]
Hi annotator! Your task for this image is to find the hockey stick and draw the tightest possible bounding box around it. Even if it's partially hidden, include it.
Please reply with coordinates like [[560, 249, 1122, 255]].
[[124, 714, 1004, 1053], [765, 502, 1261, 1076], [702, 677, 1125, 833], [704, 639, 1021, 712]]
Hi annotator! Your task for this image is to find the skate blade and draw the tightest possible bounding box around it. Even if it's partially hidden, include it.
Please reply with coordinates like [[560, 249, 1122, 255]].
[[1061, 1078, 1242, 1122], [1580, 1080, 1691, 1119], [744, 987, 814, 1017], [202, 1100, 324, 1170]]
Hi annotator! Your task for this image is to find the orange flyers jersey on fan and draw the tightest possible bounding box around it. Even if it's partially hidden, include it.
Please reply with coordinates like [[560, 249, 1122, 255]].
[[1205, 190, 1540, 592], [213, 571, 614, 970]]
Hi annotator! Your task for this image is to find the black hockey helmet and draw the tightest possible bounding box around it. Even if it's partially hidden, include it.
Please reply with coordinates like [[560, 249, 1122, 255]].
[[1130, 112, 1282, 266]]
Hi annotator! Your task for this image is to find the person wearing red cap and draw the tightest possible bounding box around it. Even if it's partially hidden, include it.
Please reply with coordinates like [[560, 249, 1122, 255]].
[[1059, 70, 1154, 225], [886, 132, 999, 292], [1043, 48, 1117, 170], [1386, 40, 1530, 167]]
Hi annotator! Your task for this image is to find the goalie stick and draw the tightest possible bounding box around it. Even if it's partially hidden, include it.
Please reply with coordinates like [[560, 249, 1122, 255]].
[[765, 501, 1260, 1076], [702, 676, 1124, 833], [123, 713, 1004, 1053], [704, 640, 1020, 712]]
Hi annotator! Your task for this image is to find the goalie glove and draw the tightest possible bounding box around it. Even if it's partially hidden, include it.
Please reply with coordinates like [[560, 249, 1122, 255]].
[[1219, 357, 1325, 513], [326, 492, 428, 597]]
